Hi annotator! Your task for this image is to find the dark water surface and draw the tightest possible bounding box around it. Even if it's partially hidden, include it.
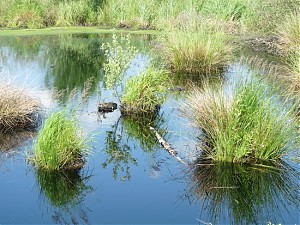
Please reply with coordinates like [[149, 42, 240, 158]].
[[0, 33, 299, 224]]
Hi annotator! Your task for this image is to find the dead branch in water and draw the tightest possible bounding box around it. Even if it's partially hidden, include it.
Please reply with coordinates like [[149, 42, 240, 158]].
[[149, 126, 188, 165]]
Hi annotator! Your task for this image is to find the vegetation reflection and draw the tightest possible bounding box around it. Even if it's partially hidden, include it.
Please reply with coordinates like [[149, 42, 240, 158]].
[[186, 161, 300, 224], [35, 168, 93, 208], [102, 113, 165, 181]]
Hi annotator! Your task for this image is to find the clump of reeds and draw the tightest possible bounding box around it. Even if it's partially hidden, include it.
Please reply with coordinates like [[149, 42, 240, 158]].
[[181, 79, 298, 163], [160, 21, 233, 75], [276, 12, 300, 53], [0, 79, 41, 133], [287, 51, 300, 93], [29, 110, 90, 171], [121, 67, 169, 114]]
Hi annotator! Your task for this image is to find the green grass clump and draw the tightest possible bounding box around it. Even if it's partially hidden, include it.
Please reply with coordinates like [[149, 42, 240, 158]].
[[121, 67, 169, 114], [160, 24, 232, 75], [30, 110, 90, 170], [181, 79, 298, 163]]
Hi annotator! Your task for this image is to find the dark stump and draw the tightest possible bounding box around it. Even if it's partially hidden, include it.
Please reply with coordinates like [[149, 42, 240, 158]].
[[98, 102, 118, 113]]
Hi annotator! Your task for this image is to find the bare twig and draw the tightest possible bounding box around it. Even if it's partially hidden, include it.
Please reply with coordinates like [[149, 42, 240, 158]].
[[149, 126, 188, 165]]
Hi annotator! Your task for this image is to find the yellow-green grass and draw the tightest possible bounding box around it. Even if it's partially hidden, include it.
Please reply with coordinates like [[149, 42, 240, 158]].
[[160, 26, 233, 75], [121, 67, 169, 114], [276, 12, 300, 53], [29, 110, 90, 171], [181, 79, 298, 163], [288, 50, 300, 93]]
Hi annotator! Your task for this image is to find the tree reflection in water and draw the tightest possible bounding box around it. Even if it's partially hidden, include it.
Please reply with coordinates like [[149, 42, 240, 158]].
[[35, 169, 93, 224], [185, 160, 300, 224], [102, 112, 166, 181]]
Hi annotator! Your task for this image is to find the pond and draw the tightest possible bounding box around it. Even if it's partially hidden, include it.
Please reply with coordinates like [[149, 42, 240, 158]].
[[0, 33, 299, 224]]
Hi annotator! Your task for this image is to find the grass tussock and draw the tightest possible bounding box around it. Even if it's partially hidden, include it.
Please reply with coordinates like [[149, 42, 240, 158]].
[[30, 110, 90, 171], [181, 79, 298, 163], [0, 79, 41, 133], [276, 12, 300, 53], [160, 22, 233, 75], [287, 51, 300, 93], [121, 67, 169, 114]]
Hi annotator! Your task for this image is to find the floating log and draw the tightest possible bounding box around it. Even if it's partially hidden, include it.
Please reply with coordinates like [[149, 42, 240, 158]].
[[149, 126, 188, 165], [98, 102, 117, 113]]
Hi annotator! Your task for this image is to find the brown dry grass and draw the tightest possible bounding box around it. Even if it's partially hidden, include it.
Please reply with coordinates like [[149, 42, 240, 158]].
[[0, 79, 41, 133]]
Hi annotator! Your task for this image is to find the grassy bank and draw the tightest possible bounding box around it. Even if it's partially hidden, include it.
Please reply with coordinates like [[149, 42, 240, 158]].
[[1, 0, 297, 34], [0, 27, 160, 36]]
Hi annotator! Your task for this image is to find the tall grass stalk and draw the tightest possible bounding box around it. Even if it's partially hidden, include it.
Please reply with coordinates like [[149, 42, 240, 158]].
[[121, 66, 169, 114], [30, 110, 90, 171], [181, 79, 298, 163]]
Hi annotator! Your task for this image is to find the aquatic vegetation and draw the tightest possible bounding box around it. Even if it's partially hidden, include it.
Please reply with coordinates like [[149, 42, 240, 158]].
[[30, 110, 90, 170], [121, 67, 169, 114], [181, 79, 298, 163], [101, 33, 138, 101], [160, 24, 232, 75], [0, 78, 41, 133], [187, 161, 300, 224]]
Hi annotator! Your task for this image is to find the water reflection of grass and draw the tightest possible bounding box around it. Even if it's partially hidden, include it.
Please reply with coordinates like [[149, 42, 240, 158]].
[[35, 168, 93, 208], [0, 131, 35, 151], [44, 34, 105, 102], [188, 161, 300, 224], [102, 119, 138, 181], [121, 113, 165, 152], [102, 113, 166, 181]]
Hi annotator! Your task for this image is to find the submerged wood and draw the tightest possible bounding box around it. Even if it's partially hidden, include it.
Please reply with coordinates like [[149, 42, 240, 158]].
[[98, 102, 117, 113], [149, 126, 187, 165]]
